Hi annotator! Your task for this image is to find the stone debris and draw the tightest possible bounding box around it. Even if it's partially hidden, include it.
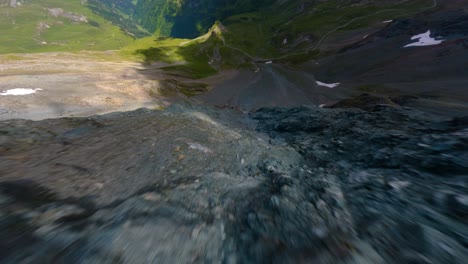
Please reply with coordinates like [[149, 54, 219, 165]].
[[0, 102, 466, 263]]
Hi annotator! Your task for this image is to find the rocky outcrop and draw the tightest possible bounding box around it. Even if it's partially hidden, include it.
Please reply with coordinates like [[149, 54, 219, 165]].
[[251, 104, 468, 263], [0, 103, 466, 263], [48, 8, 88, 23]]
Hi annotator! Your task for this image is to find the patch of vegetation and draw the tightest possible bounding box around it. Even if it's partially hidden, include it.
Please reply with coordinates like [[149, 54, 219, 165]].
[[87, 0, 150, 38], [0, 0, 133, 54], [121, 35, 218, 78], [120, 36, 188, 62], [121, 24, 244, 78]]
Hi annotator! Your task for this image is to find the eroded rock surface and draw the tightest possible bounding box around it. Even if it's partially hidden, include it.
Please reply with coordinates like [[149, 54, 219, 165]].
[[0, 103, 466, 263]]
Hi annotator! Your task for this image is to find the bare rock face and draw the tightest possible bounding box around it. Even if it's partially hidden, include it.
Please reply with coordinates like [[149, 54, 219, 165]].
[[9, 0, 16, 7], [48, 8, 88, 23], [0, 103, 466, 263], [48, 8, 64, 17], [251, 104, 468, 263], [62, 12, 88, 23]]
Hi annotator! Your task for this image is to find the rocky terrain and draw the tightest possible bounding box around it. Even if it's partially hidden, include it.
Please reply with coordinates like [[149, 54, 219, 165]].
[[0, 0, 467, 263], [0, 52, 160, 120], [309, 0, 468, 116], [0, 99, 466, 263]]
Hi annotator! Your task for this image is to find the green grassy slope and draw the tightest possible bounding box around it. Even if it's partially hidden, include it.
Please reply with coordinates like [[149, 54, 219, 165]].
[[120, 24, 228, 79], [0, 0, 133, 53]]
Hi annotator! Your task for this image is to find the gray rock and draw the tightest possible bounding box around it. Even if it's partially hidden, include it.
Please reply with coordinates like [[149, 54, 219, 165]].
[[0, 103, 466, 263]]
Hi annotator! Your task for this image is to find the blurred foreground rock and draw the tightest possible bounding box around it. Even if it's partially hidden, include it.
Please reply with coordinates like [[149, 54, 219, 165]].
[[0, 102, 466, 263]]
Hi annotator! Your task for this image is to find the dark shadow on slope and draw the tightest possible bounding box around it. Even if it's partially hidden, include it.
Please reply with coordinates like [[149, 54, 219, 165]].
[[197, 63, 351, 111], [305, 6, 468, 117], [131, 36, 222, 101], [135, 36, 219, 80]]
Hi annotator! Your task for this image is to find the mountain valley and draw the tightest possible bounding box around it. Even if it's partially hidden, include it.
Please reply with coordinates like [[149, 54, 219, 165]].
[[0, 0, 467, 263]]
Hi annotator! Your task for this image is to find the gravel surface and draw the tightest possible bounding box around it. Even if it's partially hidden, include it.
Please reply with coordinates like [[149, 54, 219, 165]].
[[0, 52, 172, 120], [0, 101, 466, 263]]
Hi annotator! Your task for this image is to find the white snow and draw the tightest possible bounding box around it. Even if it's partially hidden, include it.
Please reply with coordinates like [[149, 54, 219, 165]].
[[0, 88, 43, 96], [265, 61, 273, 64], [383, 20, 393, 23], [316, 81, 340, 88], [404, 30, 444, 47]]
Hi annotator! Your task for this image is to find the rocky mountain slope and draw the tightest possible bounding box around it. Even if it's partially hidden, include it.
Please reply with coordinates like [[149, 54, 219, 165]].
[[0, 101, 467, 263], [0, 0, 467, 263], [310, 1, 468, 115]]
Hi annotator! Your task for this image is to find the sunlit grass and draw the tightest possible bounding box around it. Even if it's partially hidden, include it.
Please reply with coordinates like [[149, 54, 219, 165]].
[[0, 0, 133, 54]]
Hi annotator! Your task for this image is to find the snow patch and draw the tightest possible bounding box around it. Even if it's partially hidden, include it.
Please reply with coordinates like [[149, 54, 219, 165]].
[[316, 81, 340, 88], [0, 88, 43, 96], [265, 61, 273, 64], [404, 30, 444, 47], [383, 20, 393, 23]]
